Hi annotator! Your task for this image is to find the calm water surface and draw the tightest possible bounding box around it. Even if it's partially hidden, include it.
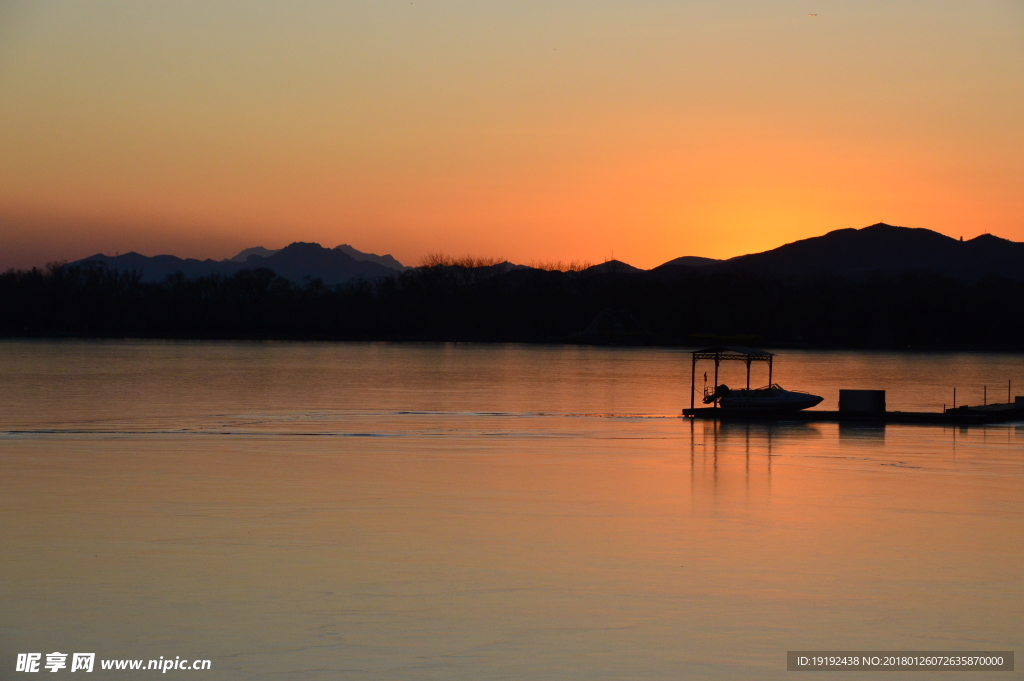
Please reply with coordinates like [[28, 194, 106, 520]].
[[1, 341, 1022, 680]]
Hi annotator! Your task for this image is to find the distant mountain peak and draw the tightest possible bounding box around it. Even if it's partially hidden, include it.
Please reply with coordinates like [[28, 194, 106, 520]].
[[278, 241, 331, 255], [970, 233, 1010, 245], [74, 240, 399, 285], [226, 242, 408, 272], [227, 246, 279, 262], [582, 259, 642, 274], [334, 244, 408, 271], [657, 255, 721, 268], [723, 222, 1024, 280]]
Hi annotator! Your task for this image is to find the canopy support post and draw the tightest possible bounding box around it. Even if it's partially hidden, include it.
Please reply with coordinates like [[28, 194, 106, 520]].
[[690, 353, 696, 411], [713, 351, 720, 409]]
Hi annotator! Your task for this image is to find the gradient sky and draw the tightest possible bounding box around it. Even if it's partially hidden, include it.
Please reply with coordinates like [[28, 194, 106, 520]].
[[1, 0, 1022, 269]]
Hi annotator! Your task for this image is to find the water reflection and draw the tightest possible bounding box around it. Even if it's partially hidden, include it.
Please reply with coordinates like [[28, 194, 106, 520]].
[[688, 418, 823, 457], [838, 422, 886, 444], [686, 420, 826, 512]]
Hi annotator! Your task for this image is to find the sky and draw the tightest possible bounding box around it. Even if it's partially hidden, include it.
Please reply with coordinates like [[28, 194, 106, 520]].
[[1, 0, 1022, 270]]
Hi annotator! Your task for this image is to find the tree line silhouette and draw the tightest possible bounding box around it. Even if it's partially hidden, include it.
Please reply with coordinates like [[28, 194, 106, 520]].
[[2, 260, 1023, 349]]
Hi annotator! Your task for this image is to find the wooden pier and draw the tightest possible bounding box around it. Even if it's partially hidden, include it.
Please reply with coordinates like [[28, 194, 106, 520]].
[[683, 403, 1024, 425]]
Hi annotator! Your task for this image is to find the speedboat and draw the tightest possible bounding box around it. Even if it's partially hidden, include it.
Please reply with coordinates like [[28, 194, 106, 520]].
[[703, 383, 823, 411]]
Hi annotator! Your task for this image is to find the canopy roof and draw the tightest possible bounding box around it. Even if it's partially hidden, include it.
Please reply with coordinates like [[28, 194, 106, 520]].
[[692, 346, 773, 360]]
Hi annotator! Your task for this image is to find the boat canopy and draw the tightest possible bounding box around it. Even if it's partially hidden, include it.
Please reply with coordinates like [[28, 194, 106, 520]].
[[691, 346, 773, 361]]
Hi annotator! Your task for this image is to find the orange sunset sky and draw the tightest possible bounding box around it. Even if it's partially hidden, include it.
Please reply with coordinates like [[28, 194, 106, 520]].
[[1, 1, 1022, 270]]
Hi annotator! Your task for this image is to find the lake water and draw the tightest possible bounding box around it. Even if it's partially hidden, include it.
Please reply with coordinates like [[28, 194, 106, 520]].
[[1, 340, 1022, 680]]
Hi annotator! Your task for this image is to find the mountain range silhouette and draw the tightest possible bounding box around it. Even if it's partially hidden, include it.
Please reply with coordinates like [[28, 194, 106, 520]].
[[71, 223, 1024, 284], [11, 222, 1024, 347], [669, 223, 1024, 280], [73, 242, 406, 285]]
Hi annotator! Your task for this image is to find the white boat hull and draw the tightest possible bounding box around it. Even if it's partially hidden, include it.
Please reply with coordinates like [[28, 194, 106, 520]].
[[708, 385, 823, 411]]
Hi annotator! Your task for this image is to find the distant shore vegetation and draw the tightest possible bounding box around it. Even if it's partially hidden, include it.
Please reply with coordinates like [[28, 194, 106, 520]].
[[528, 259, 594, 272], [2, 259, 1024, 351], [418, 252, 506, 269]]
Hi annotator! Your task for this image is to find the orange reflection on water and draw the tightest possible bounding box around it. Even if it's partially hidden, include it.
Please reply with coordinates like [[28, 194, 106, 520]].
[[2, 414, 1021, 680]]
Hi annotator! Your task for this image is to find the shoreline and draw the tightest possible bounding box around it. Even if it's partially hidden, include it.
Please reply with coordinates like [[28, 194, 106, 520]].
[[3, 332, 1024, 354]]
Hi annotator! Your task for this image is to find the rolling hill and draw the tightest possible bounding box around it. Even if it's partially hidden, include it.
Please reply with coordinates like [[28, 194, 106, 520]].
[[656, 223, 1024, 280]]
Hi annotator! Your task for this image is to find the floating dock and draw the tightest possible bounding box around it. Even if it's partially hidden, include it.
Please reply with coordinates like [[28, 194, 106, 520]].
[[683, 404, 1024, 425], [684, 346, 1024, 425]]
